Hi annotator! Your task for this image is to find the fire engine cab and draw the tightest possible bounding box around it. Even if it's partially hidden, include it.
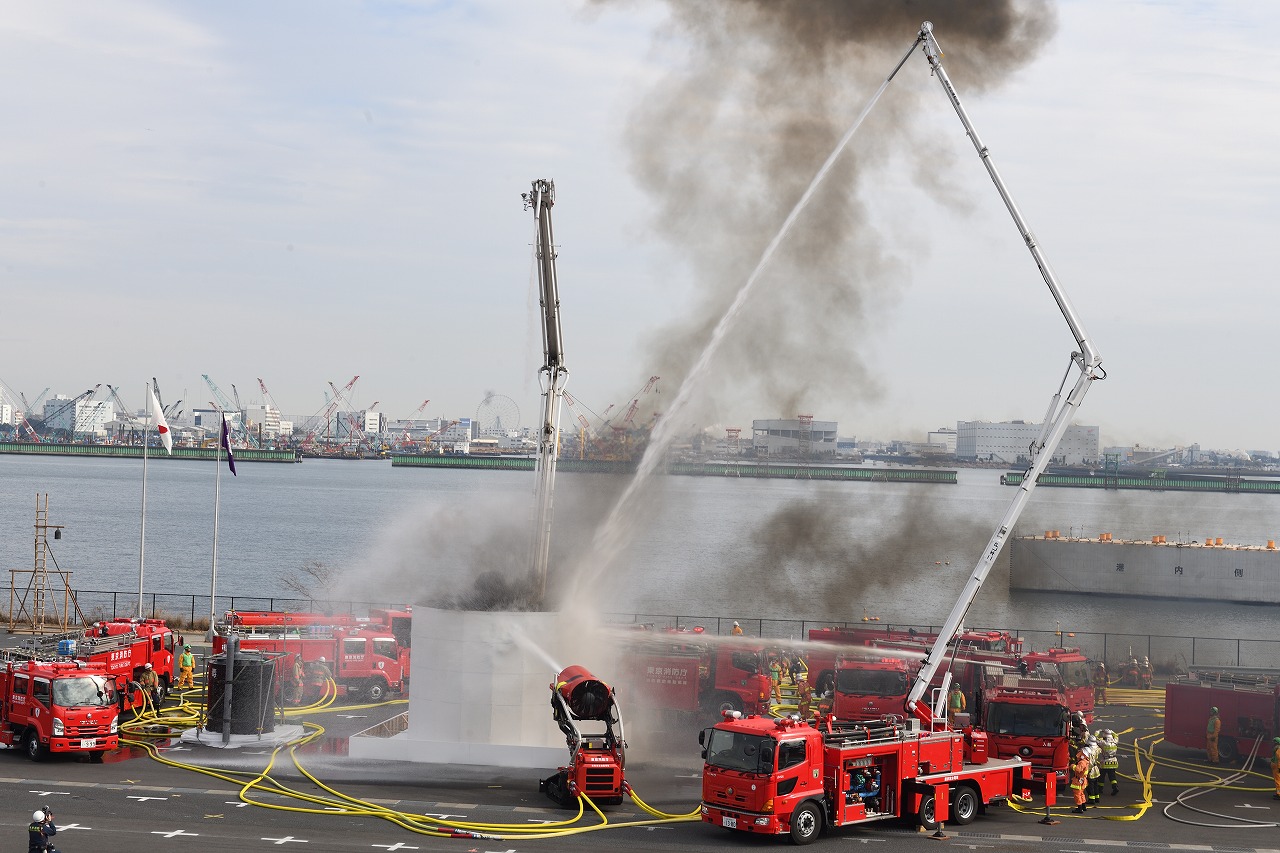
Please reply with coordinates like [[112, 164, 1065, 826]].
[[0, 660, 121, 761]]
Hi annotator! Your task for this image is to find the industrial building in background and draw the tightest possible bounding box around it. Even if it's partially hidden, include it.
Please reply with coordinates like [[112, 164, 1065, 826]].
[[956, 420, 1100, 466]]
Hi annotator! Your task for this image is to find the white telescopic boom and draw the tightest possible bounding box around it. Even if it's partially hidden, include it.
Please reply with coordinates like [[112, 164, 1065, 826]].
[[525, 179, 568, 604], [901, 22, 1106, 725]]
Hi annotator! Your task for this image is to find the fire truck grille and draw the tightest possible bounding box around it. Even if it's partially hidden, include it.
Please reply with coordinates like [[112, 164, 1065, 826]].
[[713, 789, 747, 804], [583, 768, 618, 793], [67, 723, 112, 737]]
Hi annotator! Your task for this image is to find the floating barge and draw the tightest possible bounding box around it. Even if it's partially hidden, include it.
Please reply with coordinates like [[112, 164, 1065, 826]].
[[1009, 533, 1280, 603], [1000, 470, 1280, 494], [392, 454, 956, 483], [0, 441, 300, 464]]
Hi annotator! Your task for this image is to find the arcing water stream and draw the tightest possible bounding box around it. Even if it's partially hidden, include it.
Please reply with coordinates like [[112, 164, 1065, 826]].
[[567, 63, 905, 604]]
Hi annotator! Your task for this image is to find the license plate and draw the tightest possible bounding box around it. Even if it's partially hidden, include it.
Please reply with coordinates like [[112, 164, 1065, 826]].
[[80, 738, 97, 749], [722, 816, 737, 829]]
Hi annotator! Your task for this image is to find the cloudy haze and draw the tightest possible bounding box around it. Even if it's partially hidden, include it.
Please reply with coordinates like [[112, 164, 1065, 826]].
[[0, 1, 1275, 451]]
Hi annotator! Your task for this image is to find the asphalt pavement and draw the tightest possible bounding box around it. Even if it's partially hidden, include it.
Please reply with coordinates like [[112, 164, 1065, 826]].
[[0, 679, 1277, 853]]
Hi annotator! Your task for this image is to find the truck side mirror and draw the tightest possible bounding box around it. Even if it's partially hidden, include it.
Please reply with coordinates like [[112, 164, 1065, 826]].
[[761, 744, 775, 767]]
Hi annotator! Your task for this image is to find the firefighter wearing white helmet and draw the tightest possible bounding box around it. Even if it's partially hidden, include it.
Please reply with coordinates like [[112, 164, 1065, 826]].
[[137, 661, 161, 709], [1098, 728, 1121, 795], [1085, 738, 1102, 805], [731, 621, 743, 636]]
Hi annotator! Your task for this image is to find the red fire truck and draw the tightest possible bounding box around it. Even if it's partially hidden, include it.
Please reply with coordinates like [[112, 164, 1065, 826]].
[[12, 618, 181, 705], [981, 677, 1072, 782], [216, 610, 410, 703], [1164, 671, 1280, 762], [0, 660, 122, 761], [623, 635, 773, 718]]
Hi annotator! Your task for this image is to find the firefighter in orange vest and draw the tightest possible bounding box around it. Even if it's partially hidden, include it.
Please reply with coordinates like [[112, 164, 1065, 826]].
[[731, 621, 744, 636], [1270, 736, 1280, 800], [1091, 662, 1108, 706], [1070, 745, 1092, 813]]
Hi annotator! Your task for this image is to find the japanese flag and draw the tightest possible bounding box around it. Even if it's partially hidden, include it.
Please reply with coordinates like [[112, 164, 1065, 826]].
[[150, 385, 172, 454]]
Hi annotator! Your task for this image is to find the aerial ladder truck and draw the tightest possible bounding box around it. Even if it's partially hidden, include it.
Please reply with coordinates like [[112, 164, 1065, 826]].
[[700, 21, 1104, 844]]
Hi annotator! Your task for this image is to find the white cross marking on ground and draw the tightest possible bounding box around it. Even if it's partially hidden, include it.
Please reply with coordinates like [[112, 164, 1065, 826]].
[[151, 829, 198, 838], [128, 795, 169, 802], [262, 836, 308, 845]]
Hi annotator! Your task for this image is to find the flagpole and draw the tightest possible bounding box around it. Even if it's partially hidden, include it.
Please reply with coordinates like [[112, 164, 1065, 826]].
[[209, 412, 223, 640], [138, 382, 151, 618]]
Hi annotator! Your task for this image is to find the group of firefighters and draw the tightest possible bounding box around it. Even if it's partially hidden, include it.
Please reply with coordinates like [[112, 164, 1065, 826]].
[[1066, 712, 1121, 813]]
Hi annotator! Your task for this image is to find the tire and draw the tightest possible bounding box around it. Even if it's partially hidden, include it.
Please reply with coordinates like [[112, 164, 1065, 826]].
[[366, 680, 387, 702], [789, 801, 822, 845], [917, 791, 938, 830], [89, 751, 105, 764], [715, 692, 744, 716], [951, 786, 978, 825], [1218, 737, 1237, 762], [23, 730, 46, 762], [158, 675, 170, 704]]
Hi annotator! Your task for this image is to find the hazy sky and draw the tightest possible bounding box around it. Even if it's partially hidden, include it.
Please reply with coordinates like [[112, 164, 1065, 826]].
[[0, 1, 1275, 451]]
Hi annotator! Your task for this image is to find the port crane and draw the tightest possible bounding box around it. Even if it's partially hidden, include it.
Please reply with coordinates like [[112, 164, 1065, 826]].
[[523, 178, 568, 603], [395, 399, 431, 450], [301, 376, 358, 452], [15, 387, 49, 442]]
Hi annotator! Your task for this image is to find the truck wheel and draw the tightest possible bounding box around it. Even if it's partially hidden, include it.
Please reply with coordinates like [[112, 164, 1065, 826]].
[[158, 675, 170, 703], [23, 731, 46, 762], [951, 786, 978, 825], [715, 693, 744, 715], [917, 792, 938, 830], [789, 801, 822, 845], [89, 751, 105, 764], [1218, 737, 1237, 762], [366, 681, 387, 702]]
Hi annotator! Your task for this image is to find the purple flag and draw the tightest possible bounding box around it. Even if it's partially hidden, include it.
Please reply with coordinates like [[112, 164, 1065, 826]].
[[220, 417, 237, 476]]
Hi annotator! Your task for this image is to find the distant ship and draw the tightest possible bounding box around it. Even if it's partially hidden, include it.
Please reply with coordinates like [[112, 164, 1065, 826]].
[[1009, 532, 1280, 604]]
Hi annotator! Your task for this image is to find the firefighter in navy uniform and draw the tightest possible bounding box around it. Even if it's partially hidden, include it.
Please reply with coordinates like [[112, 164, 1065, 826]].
[[28, 808, 57, 853]]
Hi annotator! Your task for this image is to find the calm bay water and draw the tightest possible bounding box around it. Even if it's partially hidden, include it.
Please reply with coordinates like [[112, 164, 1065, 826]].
[[1, 454, 1278, 642]]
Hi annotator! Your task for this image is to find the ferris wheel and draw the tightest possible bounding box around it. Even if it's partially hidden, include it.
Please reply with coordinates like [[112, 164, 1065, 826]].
[[475, 393, 520, 436]]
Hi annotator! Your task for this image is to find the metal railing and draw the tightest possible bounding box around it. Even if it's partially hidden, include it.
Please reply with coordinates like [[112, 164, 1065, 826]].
[[38, 591, 1279, 673], [603, 614, 1280, 672]]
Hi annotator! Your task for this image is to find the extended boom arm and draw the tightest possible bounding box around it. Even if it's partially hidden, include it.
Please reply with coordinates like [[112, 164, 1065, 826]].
[[900, 22, 1106, 726], [524, 179, 568, 603]]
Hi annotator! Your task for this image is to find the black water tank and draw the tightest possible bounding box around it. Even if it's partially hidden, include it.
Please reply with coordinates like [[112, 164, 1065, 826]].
[[206, 651, 277, 735]]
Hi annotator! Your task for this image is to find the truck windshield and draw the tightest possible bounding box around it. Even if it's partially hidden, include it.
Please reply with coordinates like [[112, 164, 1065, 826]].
[[1058, 661, 1089, 688], [836, 668, 908, 697], [985, 701, 1065, 737], [706, 729, 772, 774], [53, 676, 117, 708]]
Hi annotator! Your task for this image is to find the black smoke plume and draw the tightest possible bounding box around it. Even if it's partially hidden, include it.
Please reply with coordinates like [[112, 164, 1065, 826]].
[[597, 0, 1055, 423]]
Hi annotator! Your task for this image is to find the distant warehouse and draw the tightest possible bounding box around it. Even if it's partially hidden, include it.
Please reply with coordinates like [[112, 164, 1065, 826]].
[[957, 420, 1099, 466], [752, 418, 838, 456]]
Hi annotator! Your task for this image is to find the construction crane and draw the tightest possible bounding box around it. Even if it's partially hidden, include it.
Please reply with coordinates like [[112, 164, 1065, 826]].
[[41, 386, 99, 441], [301, 376, 358, 451], [620, 376, 660, 429], [422, 419, 458, 452], [202, 374, 257, 448], [396, 398, 431, 450], [15, 387, 50, 442]]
